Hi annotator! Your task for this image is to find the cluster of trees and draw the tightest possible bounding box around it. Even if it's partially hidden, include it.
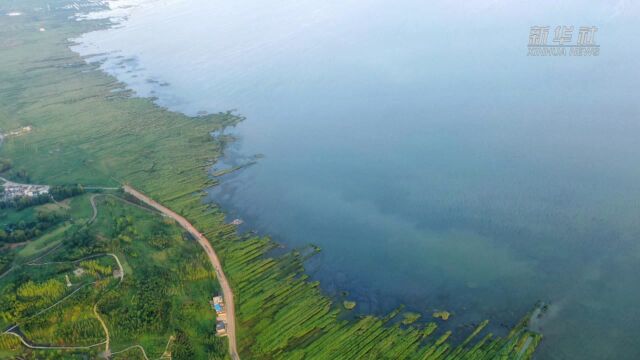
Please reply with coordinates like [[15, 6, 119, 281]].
[[0, 251, 15, 274], [50, 184, 84, 201], [172, 329, 196, 360], [0, 158, 12, 173], [0, 210, 68, 244], [202, 332, 228, 360], [53, 318, 104, 346], [182, 261, 214, 281], [11, 169, 30, 183], [79, 260, 112, 277], [173, 329, 228, 360], [0, 279, 68, 320], [103, 269, 172, 335], [58, 224, 104, 260], [112, 215, 134, 243], [0, 193, 51, 210], [148, 221, 172, 249], [64, 225, 96, 256], [0, 333, 20, 352], [16, 279, 66, 300]]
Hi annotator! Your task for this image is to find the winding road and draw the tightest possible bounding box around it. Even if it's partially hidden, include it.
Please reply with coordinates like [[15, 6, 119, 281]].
[[123, 185, 239, 360], [3, 331, 107, 351], [89, 194, 99, 224]]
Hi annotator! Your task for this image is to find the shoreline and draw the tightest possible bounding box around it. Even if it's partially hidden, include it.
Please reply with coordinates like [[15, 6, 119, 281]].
[[0, 0, 542, 358], [80, 0, 544, 351], [68, 1, 546, 341]]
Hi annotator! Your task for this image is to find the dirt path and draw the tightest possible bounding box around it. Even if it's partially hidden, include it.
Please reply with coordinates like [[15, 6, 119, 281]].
[[0, 266, 16, 280], [89, 194, 99, 224], [2, 331, 107, 351], [28, 253, 124, 281], [0, 242, 63, 281], [123, 185, 239, 360], [1, 196, 129, 357], [93, 304, 110, 355], [109, 344, 150, 360], [0, 242, 28, 255]]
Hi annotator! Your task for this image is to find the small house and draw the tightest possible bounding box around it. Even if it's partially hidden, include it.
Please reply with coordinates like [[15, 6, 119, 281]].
[[216, 321, 227, 336]]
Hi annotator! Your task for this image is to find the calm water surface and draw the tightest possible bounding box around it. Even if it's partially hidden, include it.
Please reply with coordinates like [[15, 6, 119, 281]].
[[73, 0, 640, 358]]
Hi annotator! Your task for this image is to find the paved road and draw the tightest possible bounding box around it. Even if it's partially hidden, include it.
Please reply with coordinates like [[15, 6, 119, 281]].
[[123, 185, 239, 360]]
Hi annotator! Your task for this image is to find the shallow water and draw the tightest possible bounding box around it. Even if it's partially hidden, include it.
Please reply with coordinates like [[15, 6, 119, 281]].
[[73, 0, 640, 358]]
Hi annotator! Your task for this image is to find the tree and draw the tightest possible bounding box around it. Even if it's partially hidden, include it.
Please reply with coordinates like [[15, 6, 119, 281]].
[[11, 230, 26, 242], [66, 225, 93, 248], [172, 329, 195, 360], [0, 158, 12, 173], [50, 184, 85, 201]]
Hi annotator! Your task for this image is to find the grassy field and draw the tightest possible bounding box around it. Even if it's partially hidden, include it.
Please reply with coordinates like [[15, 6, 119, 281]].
[[0, 0, 542, 358]]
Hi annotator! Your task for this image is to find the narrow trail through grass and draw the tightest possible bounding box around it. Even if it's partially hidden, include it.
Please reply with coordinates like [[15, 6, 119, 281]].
[[93, 304, 110, 355]]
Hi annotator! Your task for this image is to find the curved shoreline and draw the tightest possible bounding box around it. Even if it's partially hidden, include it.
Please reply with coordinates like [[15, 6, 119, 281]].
[[0, 0, 542, 357]]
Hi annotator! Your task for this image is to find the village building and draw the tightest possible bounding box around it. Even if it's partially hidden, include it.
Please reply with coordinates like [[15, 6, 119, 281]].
[[113, 269, 123, 279], [216, 321, 227, 336], [2, 183, 50, 201], [73, 268, 85, 277], [210, 295, 228, 337]]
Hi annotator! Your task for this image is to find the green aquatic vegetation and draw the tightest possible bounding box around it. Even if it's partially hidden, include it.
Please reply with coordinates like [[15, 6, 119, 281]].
[[433, 311, 451, 321], [402, 312, 421, 325], [343, 300, 357, 310]]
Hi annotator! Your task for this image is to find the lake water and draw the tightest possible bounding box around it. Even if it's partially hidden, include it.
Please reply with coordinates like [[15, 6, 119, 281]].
[[72, 0, 640, 358]]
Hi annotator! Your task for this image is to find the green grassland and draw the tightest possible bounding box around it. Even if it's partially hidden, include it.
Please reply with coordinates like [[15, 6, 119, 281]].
[[0, 196, 74, 228], [0, 0, 541, 359], [0, 206, 37, 228]]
